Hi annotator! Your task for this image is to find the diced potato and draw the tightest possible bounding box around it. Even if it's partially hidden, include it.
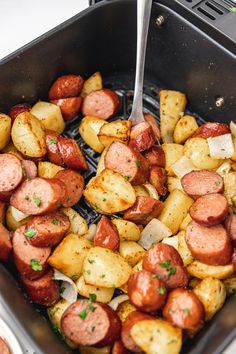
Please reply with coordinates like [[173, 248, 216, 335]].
[[119, 241, 145, 267], [96, 146, 109, 175], [81, 72, 103, 98], [76, 276, 114, 303], [162, 235, 179, 250], [223, 276, 236, 296], [193, 277, 226, 321], [38, 161, 64, 178], [0, 113, 11, 150], [6, 205, 31, 231], [11, 111, 46, 157], [79, 116, 107, 153], [83, 246, 132, 288], [159, 189, 193, 234], [3, 141, 24, 160], [98, 120, 131, 147], [179, 213, 192, 231], [171, 156, 196, 179], [83, 169, 136, 214], [223, 172, 236, 205], [177, 230, 194, 266], [117, 300, 136, 322], [61, 207, 88, 235], [139, 219, 172, 250], [112, 219, 141, 241], [162, 143, 184, 176], [173, 115, 198, 144], [184, 137, 222, 170], [80, 347, 110, 354], [131, 319, 182, 354], [48, 234, 92, 279], [160, 90, 187, 143], [31, 101, 65, 134], [167, 177, 183, 192], [133, 185, 149, 197], [187, 261, 234, 280]]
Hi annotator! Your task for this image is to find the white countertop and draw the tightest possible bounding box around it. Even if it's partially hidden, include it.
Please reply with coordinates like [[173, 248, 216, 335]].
[[0, 0, 235, 353]]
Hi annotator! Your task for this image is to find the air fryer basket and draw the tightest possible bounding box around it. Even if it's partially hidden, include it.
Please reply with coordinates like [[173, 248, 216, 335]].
[[0, 0, 236, 353]]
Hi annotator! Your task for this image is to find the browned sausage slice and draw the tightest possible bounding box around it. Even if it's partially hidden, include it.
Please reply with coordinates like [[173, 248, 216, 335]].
[[49, 74, 84, 100], [149, 166, 167, 196], [0, 201, 6, 224], [186, 221, 233, 265], [82, 89, 120, 120], [124, 196, 164, 225], [13, 226, 50, 280], [121, 311, 154, 352], [163, 288, 205, 329], [58, 137, 88, 171], [61, 299, 121, 347], [190, 194, 229, 226], [193, 122, 230, 138], [225, 211, 236, 246], [22, 160, 37, 180], [0, 224, 12, 261], [112, 340, 130, 354], [129, 122, 156, 152], [8, 103, 31, 122], [181, 170, 224, 199], [55, 169, 84, 207], [144, 113, 161, 140], [0, 154, 23, 193], [50, 97, 82, 121], [94, 216, 120, 251], [25, 211, 70, 247], [21, 269, 60, 306], [10, 177, 66, 215], [143, 145, 165, 167], [143, 243, 189, 289], [0, 337, 11, 354], [46, 130, 64, 167], [128, 269, 167, 312]]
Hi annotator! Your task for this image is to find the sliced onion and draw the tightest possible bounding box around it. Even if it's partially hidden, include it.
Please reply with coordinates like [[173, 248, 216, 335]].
[[207, 134, 235, 159], [216, 161, 232, 175], [54, 269, 77, 304], [162, 235, 179, 250], [108, 294, 129, 311], [84, 224, 97, 241], [139, 218, 172, 250], [230, 121, 236, 137], [11, 206, 29, 222], [171, 156, 196, 179], [143, 183, 159, 200]]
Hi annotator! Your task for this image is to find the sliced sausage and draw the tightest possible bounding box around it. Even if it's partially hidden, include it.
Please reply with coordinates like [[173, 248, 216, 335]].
[[144, 113, 161, 140], [22, 160, 37, 180], [193, 122, 230, 138], [181, 170, 224, 199], [46, 130, 64, 166], [163, 288, 205, 329], [94, 216, 120, 251], [0, 224, 12, 261], [13, 226, 50, 280], [25, 211, 70, 247], [8, 102, 31, 122], [128, 269, 167, 312], [82, 89, 120, 120], [121, 311, 154, 352], [58, 137, 88, 171], [124, 196, 164, 225], [112, 340, 130, 354], [51, 97, 82, 121], [49, 74, 84, 100], [21, 268, 60, 306], [149, 166, 167, 196], [55, 169, 84, 207], [129, 122, 156, 152], [0, 337, 10, 354], [0, 154, 23, 193], [105, 141, 149, 185], [143, 243, 189, 289], [0, 201, 6, 224], [61, 300, 121, 347], [225, 211, 236, 246], [190, 194, 229, 226], [186, 221, 233, 265], [143, 145, 165, 167]]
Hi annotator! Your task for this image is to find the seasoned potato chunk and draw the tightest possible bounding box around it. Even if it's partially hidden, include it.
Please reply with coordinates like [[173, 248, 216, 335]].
[[79, 116, 107, 153], [187, 261, 234, 280], [119, 241, 145, 266], [173, 115, 198, 144], [162, 143, 184, 176], [81, 71, 103, 98], [0, 113, 11, 150], [76, 276, 114, 303], [31, 101, 65, 134], [98, 120, 131, 147], [38, 161, 64, 178], [112, 219, 141, 241]]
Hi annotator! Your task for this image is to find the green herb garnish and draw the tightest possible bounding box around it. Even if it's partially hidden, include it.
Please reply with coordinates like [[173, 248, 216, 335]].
[[30, 259, 42, 271], [22, 166, 27, 177], [124, 175, 132, 182], [48, 138, 57, 145], [24, 228, 36, 238], [60, 287, 66, 295], [79, 309, 88, 320], [51, 218, 59, 225], [183, 308, 190, 314], [88, 259, 95, 264], [158, 287, 166, 295], [89, 293, 97, 302], [134, 160, 141, 169], [168, 267, 176, 277], [33, 194, 41, 207], [160, 260, 171, 268]]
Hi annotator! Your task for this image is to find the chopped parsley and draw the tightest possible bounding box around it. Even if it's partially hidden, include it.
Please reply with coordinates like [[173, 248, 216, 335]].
[[22, 166, 27, 177], [214, 181, 221, 186], [168, 267, 176, 277], [183, 308, 190, 314], [79, 309, 88, 320], [30, 259, 42, 271], [86, 270, 91, 275], [33, 194, 41, 207], [103, 198, 107, 202], [24, 228, 36, 238], [160, 260, 176, 277], [158, 287, 166, 295], [25, 195, 31, 201], [48, 137, 57, 145], [88, 259, 95, 264], [60, 287, 66, 295], [51, 218, 59, 225], [124, 175, 131, 182], [160, 260, 171, 268], [134, 160, 141, 169], [89, 293, 97, 302], [100, 274, 105, 278], [71, 275, 78, 282]]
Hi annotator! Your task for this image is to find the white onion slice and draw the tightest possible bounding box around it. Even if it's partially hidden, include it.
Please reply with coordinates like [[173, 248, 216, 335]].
[[108, 294, 129, 311], [162, 235, 179, 250], [84, 224, 97, 241], [216, 161, 232, 175], [11, 206, 29, 222], [171, 156, 196, 179], [54, 269, 77, 304], [143, 183, 159, 200], [139, 219, 172, 250], [230, 121, 236, 137], [207, 134, 235, 159]]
